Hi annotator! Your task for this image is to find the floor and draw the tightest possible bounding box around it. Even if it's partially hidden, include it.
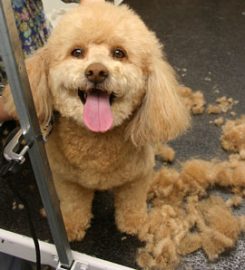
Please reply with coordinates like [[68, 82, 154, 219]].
[[0, 0, 245, 269]]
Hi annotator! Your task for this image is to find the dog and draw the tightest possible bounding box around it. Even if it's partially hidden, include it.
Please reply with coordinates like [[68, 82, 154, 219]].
[[3, 0, 190, 241]]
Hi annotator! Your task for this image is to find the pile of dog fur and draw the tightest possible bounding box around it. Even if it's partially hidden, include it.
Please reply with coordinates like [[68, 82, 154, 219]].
[[136, 87, 245, 270]]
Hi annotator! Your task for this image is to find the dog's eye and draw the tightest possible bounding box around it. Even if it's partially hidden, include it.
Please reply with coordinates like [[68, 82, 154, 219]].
[[71, 48, 84, 58], [112, 48, 127, 59]]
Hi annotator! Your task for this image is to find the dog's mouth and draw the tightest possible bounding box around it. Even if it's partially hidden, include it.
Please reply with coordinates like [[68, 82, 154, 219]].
[[78, 88, 115, 133], [78, 88, 116, 105]]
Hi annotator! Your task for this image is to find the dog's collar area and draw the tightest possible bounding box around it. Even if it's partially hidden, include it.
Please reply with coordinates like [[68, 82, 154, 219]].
[[78, 88, 116, 105], [41, 111, 60, 141]]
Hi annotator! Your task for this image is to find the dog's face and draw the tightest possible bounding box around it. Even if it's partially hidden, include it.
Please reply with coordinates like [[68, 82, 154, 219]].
[[4, 1, 190, 145], [48, 42, 146, 133], [47, 3, 154, 132]]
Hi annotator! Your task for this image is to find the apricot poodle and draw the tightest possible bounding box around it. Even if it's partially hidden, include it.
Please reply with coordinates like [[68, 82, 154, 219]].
[[3, 0, 189, 241]]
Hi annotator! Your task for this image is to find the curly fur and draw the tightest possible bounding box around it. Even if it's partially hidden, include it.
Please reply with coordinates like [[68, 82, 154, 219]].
[[3, 1, 189, 241]]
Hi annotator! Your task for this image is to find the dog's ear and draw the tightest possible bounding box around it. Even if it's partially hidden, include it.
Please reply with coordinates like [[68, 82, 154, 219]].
[[127, 56, 190, 146], [3, 47, 53, 124]]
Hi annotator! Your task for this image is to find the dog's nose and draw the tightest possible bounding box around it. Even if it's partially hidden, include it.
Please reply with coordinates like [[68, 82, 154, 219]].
[[85, 63, 109, 83]]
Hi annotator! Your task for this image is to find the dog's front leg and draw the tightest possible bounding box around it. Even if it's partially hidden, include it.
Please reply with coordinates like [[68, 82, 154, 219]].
[[55, 180, 94, 242], [113, 174, 151, 236]]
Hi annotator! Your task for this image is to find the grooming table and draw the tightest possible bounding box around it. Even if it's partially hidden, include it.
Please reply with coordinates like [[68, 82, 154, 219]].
[[0, 0, 244, 269]]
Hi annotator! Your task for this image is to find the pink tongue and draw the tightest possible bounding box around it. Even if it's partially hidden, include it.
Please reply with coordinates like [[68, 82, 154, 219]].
[[83, 92, 113, 132]]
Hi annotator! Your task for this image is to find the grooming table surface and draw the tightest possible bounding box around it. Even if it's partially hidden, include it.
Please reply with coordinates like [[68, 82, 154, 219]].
[[0, 0, 244, 269]]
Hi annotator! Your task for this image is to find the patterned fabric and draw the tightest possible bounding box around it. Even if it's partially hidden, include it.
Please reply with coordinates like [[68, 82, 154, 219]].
[[11, 0, 51, 56], [0, 0, 51, 87]]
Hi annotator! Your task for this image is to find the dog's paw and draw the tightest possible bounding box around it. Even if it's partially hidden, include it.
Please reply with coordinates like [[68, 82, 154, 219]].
[[116, 210, 147, 236], [65, 221, 86, 242], [63, 213, 92, 242]]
